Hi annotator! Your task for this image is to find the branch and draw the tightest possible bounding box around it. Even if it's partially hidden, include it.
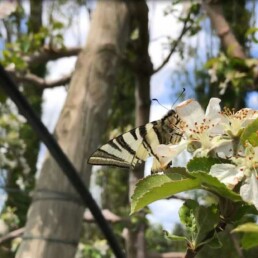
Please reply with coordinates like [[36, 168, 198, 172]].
[[24, 46, 81, 67], [167, 195, 189, 201], [7, 69, 72, 89], [0, 227, 24, 244], [147, 252, 185, 258], [0, 209, 125, 245], [152, 12, 192, 74], [202, 0, 246, 59], [228, 228, 245, 258]]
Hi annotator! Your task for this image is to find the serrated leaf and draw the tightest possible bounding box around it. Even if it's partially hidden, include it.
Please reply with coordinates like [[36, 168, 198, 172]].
[[192, 172, 242, 201], [130, 171, 242, 214], [241, 118, 258, 147], [130, 172, 200, 214], [187, 157, 223, 173]]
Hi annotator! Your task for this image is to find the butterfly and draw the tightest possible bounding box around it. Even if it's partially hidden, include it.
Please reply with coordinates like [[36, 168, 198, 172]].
[[88, 109, 183, 173]]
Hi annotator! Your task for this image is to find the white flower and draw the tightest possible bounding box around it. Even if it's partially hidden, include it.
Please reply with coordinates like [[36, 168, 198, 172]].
[[208, 68, 218, 83], [176, 98, 225, 156], [220, 108, 258, 138], [210, 145, 258, 209], [155, 98, 224, 167]]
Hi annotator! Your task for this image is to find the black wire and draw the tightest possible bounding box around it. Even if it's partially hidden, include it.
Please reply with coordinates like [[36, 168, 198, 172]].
[[0, 64, 125, 258]]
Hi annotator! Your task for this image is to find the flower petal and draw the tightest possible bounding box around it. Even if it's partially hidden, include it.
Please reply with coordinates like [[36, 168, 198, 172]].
[[175, 99, 205, 127], [155, 141, 188, 167], [205, 98, 221, 119], [240, 173, 258, 209], [210, 164, 244, 189]]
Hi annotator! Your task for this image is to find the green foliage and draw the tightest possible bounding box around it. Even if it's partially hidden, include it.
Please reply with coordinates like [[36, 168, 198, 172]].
[[96, 167, 129, 215], [0, 103, 29, 174], [241, 117, 258, 147], [2, 20, 65, 70], [131, 169, 242, 214], [205, 53, 256, 96], [179, 200, 220, 249], [77, 241, 113, 258], [0, 206, 20, 229], [232, 223, 258, 250], [146, 224, 185, 253], [107, 65, 135, 134], [187, 157, 226, 173]]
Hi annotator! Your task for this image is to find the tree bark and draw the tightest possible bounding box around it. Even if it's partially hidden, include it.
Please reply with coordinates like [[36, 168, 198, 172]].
[[16, 1, 129, 258], [202, 0, 246, 59], [203, 0, 254, 110], [127, 1, 152, 258]]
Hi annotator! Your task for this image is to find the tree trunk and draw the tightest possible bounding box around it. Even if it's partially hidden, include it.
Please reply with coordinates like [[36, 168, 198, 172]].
[[16, 1, 129, 258], [203, 0, 248, 109], [127, 1, 153, 258], [203, 1, 246, 59]]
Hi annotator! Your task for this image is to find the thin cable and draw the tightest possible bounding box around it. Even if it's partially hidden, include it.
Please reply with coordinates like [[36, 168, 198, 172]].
[[0, 64, 125, 258]]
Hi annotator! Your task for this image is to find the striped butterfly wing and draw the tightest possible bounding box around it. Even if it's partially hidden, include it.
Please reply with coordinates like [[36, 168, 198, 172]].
[[88, 122, 161, 170], [88, 110, 182, 172]]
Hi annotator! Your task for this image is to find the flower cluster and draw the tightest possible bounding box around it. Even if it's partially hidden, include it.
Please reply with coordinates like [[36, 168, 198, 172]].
[[156, 98, 258, 209]]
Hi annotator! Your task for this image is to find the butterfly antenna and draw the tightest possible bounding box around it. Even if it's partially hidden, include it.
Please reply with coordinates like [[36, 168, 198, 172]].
[[172, 88, 185, 107], [152, 98, 169, 110]]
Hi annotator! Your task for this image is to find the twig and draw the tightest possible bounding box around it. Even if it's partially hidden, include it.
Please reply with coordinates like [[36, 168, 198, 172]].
[[24, 46, 81, 67], [0, 227, 24, 244], [228, 228, 245, 258], [7, 69, 72, 89], [167, 195, 189, 201], [152, 11, 192, 74]]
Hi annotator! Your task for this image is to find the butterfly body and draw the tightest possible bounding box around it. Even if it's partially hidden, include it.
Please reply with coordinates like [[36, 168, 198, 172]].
[[88, 109, 182, 172]]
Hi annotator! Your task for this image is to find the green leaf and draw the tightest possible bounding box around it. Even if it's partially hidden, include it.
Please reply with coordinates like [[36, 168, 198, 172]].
[[241, 233, 258, 249], [195, 205, 220, 247], [163, 230, 187, 241], [179, 201, 220, 249], [246, 27, 258, 44], [207, 233, 222, 249], [179, 200, 198, 234], [241, 117, 258, 147], [130, 171, 242, 214], [232, 223, 258, 249], [232, 223, 258, 233], [192, 172, 242, 201], [130, 172, 200, 214], [187, 157, 223, 173], [205, 57, 219, 68]]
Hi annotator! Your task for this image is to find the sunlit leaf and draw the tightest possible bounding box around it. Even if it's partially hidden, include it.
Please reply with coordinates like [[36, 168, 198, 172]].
[[232, 223, 258, 249], [187, 157, 223, 173], [241, 118, 258, 147], [130, 171, 242, 214]]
